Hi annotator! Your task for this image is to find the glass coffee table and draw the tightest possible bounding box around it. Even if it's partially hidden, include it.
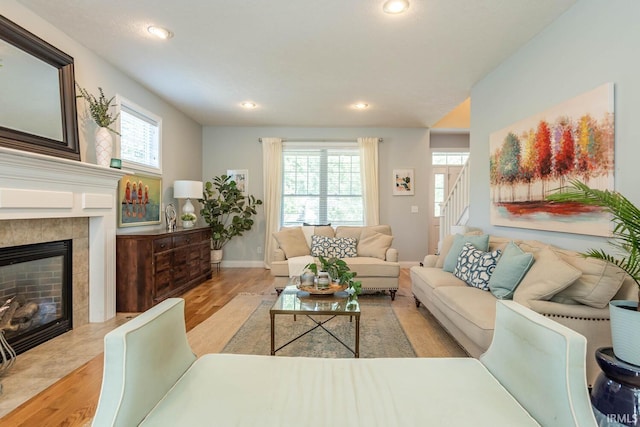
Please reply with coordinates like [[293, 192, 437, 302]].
[[270, 285, 361, 357]]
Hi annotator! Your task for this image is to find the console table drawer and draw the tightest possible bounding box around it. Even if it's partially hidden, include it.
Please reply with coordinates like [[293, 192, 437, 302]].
[[154, 237, 173, 252]]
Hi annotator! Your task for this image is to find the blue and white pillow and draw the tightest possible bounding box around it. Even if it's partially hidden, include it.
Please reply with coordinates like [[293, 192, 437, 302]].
[[454, 243, 502, 291], [310, 235, 357, 258]]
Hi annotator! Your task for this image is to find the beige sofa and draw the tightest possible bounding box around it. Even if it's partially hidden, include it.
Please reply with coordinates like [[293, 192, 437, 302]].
[[410, 233, 638, 388], [270, 225, 400, 299]]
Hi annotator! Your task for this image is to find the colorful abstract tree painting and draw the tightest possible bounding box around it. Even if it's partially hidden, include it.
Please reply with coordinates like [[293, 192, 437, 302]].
[[489, 83, 614, 236]]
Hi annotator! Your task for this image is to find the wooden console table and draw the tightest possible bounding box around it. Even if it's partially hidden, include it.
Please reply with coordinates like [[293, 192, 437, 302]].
[[116, 227, 212, 312]]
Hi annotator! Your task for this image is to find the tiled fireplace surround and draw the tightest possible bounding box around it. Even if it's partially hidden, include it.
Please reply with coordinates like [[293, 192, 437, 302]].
[[0, 146, 126, 326]]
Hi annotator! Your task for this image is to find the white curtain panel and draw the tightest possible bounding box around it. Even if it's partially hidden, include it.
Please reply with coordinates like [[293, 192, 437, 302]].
[[261, 137, 283, 268], [358, 137, 380, 225]]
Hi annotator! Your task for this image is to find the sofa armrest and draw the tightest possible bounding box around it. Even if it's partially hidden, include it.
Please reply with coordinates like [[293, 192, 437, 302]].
[[385, 248, 398, 262], [273, 248, 286, 262], [422, 254, 438, 268]]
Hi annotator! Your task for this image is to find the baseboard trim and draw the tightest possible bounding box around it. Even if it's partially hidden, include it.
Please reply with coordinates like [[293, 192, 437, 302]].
[[218, 260, 265, 268]]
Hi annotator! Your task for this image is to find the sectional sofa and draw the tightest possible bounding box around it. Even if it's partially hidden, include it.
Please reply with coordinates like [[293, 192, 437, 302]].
[[270, 225, 400, 299], [410, 233, 638, 387]]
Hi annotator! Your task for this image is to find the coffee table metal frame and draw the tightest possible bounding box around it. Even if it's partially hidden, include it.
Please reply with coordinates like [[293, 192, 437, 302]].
[[270, 286, 360, 358]]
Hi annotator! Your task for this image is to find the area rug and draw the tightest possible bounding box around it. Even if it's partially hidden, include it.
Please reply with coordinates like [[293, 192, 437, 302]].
[[221, 297, 416, 358]]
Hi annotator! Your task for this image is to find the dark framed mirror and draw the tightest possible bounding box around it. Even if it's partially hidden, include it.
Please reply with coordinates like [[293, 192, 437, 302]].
[[0, 14, 80, 161]]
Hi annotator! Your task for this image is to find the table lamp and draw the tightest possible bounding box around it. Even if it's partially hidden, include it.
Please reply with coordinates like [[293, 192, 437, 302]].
[[173, 180, 203, 220]]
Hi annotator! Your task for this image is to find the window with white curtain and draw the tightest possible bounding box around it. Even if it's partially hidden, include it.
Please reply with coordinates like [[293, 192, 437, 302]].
[[117, 95, 162, 173], [281, 143, 363, 227]]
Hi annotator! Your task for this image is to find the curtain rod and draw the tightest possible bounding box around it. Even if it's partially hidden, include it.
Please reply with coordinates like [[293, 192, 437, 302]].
[[258, 137, 383, 143]]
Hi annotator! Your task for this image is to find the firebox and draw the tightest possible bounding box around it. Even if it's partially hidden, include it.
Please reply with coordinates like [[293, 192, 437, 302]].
[[0, 240, 72, 355]]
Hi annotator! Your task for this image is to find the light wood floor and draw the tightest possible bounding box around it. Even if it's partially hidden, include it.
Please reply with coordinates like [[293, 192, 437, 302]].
[[0, 268, 464, 427]]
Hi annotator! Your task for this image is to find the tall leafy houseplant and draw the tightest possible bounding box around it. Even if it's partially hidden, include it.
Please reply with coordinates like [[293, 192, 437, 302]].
[[199, 175, 262, 251], [548, 180, 640, 300], [548, 180, 640, 366], [75, 84, 120, 135]]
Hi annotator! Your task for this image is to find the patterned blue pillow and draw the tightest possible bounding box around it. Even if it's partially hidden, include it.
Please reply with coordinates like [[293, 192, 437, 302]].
[[454, 243, 502, 291], [310, 235, 357, 258]]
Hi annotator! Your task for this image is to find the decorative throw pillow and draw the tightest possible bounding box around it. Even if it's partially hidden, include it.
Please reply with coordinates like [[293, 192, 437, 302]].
[[513, 247, 582, 306], [357, 228, 393, 260], [488, 242, 535, 300], [453, 243, 502, 291], [272, 227, 310, 258], [550, 253, 626, 308], [310, 235, 357, 258], [443, 234, 490, 273]]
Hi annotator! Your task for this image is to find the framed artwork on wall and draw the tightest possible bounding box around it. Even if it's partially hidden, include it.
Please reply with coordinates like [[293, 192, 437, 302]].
[[393, 169, 414, 196], [227, 169, 248, 196], [489, 83, 614, 236], [118, 174, 162, 227]]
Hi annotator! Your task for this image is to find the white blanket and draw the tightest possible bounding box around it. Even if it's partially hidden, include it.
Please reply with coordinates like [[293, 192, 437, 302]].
[[287, 255, 314, 277]]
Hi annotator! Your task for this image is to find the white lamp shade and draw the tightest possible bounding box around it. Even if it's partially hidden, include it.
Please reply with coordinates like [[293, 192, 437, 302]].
[[173, 180, 203, 199], [174, 180, 203, 219]]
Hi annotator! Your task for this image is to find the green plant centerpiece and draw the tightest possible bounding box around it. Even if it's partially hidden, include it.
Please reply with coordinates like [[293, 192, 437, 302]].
[[75, 84, 120, 135], [199, 174, 262, 251], [305, 256, 362, 297]]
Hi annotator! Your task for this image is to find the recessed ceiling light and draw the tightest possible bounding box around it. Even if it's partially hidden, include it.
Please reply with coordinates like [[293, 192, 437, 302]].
[[383, 0, 410, 14], [241, 101, 257, 109], [353, 103, 369, 110], [147, 26, 174, 40]]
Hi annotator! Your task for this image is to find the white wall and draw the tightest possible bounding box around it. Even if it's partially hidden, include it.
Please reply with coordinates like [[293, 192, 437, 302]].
[[469, 0, 640, 252], [202, 126, 430, 265], [3, 1, 203, 228]]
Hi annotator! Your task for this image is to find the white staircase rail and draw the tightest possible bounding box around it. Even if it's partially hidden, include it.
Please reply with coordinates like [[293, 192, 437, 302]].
[[439, 158, 470, 248]]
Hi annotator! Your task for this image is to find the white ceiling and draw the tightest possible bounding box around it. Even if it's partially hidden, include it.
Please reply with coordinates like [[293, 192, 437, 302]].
[[18, 0, 576, 128]]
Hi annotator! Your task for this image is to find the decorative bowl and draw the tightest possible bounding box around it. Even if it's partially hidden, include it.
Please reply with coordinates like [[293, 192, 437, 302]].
[[297, 282, 347, 295]]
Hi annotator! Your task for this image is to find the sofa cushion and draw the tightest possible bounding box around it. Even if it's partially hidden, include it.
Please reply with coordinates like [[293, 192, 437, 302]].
[[343, 257, 400, 277], [453, 243, 501, 291], [310, 235, 357, 258], [410, 266, 467, 291], [513, 247, 581, 307], [436, 231, 484, 269], [273, 227, 310, 258], [443, 234, 490, 273], [357, 228, 394, 260], [432, 286, 497, 350], [551, 252, 626, 308], [489, 242, 534, 300]]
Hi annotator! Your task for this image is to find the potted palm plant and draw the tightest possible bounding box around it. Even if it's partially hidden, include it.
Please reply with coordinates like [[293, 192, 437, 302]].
[[199, 174, 262, 262], [548, 180, 640, 365]]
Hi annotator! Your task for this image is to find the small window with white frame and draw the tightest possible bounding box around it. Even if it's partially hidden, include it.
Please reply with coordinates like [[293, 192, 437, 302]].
[[116, 95, 162, 174]]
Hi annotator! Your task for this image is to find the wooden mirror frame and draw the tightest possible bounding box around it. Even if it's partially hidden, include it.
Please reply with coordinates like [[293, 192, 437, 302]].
[[0, 14, 80, 161]]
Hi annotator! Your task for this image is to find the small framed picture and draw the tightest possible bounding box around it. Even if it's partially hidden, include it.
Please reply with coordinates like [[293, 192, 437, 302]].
[[118, 174, 162, 227], [393, 169, 414, 196], [227, 169, 248, 196]]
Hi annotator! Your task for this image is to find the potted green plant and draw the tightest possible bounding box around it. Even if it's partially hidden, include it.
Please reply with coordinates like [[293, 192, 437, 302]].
[[76, 84, 120, 167], [199, 174, 262, 262], [548, 180, 640, 365], [180, 212, 197, 228], [305, 256, 362, 297]]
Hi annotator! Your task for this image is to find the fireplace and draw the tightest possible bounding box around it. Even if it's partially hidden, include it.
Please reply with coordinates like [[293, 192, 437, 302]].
[[0, 146, 126, 325], [0, 240, 72, 355]]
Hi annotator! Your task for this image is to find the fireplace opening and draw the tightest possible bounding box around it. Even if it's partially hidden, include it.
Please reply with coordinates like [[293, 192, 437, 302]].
[[0, 240, 72, 355]]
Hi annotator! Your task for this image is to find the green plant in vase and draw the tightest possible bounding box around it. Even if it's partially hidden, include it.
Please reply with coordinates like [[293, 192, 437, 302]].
[[75, 84, 120, 135], [305, 256, 362, 297], [548, 180, 640, 366], [199, 174, 262, 251]]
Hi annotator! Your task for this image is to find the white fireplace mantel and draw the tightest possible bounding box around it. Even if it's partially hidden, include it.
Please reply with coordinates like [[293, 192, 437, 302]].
[[0, 146, 127, 322]]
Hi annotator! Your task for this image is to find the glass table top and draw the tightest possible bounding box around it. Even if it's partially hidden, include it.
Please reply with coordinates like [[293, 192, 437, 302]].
[[271, 285, 360, 315]]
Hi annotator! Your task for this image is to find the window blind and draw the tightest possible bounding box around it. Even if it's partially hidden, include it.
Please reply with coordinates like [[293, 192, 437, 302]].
[[281, 144, 363, 227]]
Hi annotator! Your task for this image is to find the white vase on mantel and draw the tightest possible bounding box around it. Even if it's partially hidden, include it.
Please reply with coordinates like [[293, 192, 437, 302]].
[[95, 127, 113, 167]]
